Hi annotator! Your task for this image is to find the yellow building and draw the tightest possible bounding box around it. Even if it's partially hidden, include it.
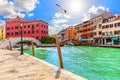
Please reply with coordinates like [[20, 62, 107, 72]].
[[0, 27, 5, 40]]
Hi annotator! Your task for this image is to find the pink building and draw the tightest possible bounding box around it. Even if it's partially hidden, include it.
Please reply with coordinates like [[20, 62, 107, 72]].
[[5, 16, 48, 40]]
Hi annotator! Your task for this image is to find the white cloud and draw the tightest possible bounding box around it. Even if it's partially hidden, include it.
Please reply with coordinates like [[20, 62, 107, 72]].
[[0, 0, 39, 27], [49, 12, 71, 35], [0, 20, 5, 27], [83, 5, 109, 21], [14, 0, 39, 12], [0, 0, 39, 18], [28, 13, 34, 17]]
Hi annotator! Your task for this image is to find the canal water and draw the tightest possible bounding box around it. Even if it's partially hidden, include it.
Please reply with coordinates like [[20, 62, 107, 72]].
[[24, 46, 120, 80]]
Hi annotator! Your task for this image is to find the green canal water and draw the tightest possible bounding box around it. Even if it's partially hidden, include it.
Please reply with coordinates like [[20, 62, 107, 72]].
[[24, 46, 120, 80]]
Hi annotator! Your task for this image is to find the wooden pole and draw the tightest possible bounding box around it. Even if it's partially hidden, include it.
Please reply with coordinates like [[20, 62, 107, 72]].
[[55, 35, 64, 69], [9, 41, 12, 50], [31, 40, 34, 56]]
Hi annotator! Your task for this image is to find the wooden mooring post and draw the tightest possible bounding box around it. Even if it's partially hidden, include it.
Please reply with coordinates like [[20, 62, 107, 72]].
[[55, 35, 64, 69], [9, 41, 12, 50], [31, 40, 34, 56]]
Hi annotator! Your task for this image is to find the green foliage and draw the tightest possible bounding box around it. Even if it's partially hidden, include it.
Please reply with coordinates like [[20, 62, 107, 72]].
[[18, 41, 28, 44], [40, 36, 56, 44], [0, 36, 3, 40]]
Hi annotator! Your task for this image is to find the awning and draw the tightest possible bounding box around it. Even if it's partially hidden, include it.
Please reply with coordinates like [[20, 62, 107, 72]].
[[80, 38, 87, 41], [111, 37, 119, 40]]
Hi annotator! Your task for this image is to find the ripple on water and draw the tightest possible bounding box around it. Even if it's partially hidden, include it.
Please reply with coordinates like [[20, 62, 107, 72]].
[[24, 46, 120, 80]]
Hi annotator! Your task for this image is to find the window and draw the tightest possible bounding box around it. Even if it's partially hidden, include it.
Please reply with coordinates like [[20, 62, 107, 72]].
[[24, 31, 26, 34], [15, 27, 18, 29], [44, 25, 46, 28], [99, 31, 101, 35], [36, 30, 39, 33], [28, 31, 30, 34], [115, 23, 118, 27], [102, 26, 105, 29], [118, 30, 120, 34], [94, 26, 96, 29], [28, 25, 30, 28], [99, 24, 101, 29], [11, 33, 13, 35], [90, 33, 93, 37], [46, 31, 47, 34], [114, 30, 120, 35], [7, 28, 10, 30], [102, 32, 105, 36], [32, 25, 34, 28], [106, 25, 109, 28], [94, 32, 96, 35], [41, 24, 43, 28], [114, 31, 118, 35], [36, 24, 39, 27], [118, 22, 120, 26], [88, 28, 90, 31], [32, 31, 34, 33], [110, 24, 113, 28], [36, 37, 39, 39], [15, 32, 18, 35], [110, 31, 112, 36], [99, 18, 101, 22], [41, 30, 43, 33], [7, 33, 10, 35], [106, 32, 109, 36]]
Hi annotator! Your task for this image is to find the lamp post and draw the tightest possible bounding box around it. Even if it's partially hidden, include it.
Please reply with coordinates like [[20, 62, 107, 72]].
[[20, 23, 23, 55]]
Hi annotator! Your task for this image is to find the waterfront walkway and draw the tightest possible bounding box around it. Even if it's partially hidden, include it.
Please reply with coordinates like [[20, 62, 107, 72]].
[[0, 49, 86, 80]]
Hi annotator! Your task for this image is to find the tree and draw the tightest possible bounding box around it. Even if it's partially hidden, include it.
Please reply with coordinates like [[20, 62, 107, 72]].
[[40, 36, 56, 44], [0, 36, 3, 40]]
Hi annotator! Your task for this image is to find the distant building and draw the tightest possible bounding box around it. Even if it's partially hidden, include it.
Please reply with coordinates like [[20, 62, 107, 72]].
[[5, 16, 48, 40], [74, 12, 113, 45], [101, 13, 120, 45], [57, 26, 75, 41], [0, 27, 5, 40], [90, 12, 112, 44], [58, 12, 120, 46], [66, 26, 75, 40]]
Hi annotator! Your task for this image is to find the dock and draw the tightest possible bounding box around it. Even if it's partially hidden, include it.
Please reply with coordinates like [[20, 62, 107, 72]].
[[0, 49, 86, 80]]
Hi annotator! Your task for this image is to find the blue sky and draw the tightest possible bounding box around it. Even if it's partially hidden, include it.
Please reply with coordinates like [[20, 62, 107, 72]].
[[0, 0, 120, 34]]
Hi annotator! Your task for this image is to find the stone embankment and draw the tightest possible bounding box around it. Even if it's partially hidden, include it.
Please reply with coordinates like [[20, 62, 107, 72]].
[[0, 49, 86, 80]]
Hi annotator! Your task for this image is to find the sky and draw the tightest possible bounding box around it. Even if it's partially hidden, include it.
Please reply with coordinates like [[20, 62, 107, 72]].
[[0, 0, 120, 35]]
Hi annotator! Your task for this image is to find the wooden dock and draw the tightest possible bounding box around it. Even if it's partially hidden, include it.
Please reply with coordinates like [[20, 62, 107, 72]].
[[0, 49, 86, 80]]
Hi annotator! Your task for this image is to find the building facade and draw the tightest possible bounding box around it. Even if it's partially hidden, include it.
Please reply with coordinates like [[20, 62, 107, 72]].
[[0, 27, 5, 40], [5, 16, 48, 40], [57, 12, 120, 46], [74, 12, 113, 45], [91, 12, 112, 44], [57, 26, 75, 42], [101, 14, 120, 45]]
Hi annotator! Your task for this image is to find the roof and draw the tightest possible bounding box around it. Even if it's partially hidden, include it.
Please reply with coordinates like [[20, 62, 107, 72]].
[[6, 16, 48, 24]]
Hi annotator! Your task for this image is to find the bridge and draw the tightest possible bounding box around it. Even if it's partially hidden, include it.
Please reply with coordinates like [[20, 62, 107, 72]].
[[0, 37, 41, 49], [60, 39, 80, 46]]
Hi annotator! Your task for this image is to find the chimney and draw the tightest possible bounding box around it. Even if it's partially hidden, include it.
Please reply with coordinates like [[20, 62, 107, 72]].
[[115, 13, 119, 18], [34, 18, 36, 20], [17, 16, 19, 18]]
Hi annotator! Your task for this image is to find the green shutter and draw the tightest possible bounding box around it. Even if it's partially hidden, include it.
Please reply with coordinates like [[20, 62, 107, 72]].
[[111, 37, 119, 40]]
